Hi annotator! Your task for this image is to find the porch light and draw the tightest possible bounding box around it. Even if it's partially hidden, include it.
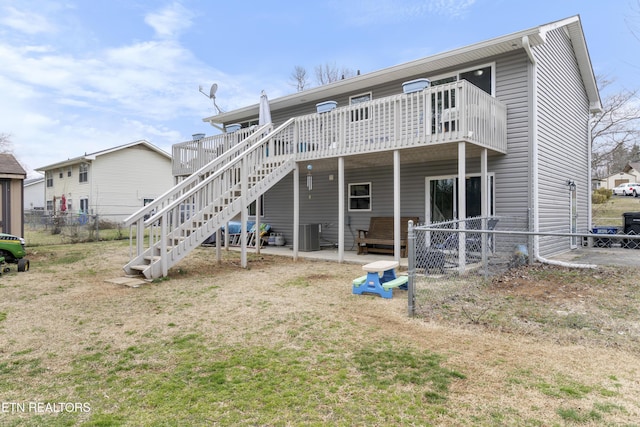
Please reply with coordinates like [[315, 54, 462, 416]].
[[566, 180, 576, 191]]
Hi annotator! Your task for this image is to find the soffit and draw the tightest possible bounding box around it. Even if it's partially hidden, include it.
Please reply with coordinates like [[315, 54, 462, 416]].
[[205, 25, 547, 125], [36, 140, 170, 172]]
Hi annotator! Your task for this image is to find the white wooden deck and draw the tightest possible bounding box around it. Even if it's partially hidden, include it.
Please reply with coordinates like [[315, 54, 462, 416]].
[[173, 80, 507, 176]]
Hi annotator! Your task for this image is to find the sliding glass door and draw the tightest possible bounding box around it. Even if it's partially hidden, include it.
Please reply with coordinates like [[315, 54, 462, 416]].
[[426, 174, 494, 223]]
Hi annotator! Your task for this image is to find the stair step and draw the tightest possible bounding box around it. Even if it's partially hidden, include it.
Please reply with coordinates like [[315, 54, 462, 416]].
[[126, 152, 295, 280]]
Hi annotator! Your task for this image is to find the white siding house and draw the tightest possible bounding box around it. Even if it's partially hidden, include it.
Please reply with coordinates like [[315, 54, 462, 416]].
[[597, 163, 640, 190], [124, 16, 601, 279], [37, 140, 172, 222], [23, 177, 45, 211]]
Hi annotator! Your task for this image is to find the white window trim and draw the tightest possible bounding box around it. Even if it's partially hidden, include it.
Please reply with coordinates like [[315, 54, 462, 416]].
[[349, 92, 372, 104], [349, 92, 373, 123], [348, 182, 372, 212], [79, 163, 89, 183], [428, 62, 496, 96], [424, 173, 495, 224]]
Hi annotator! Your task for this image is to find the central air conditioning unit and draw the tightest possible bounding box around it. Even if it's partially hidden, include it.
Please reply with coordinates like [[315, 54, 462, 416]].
[[299, 224, 320, 251]]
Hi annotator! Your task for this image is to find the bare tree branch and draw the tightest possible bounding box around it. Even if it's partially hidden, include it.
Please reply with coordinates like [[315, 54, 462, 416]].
[[0, 133, 13, 153], [591, 77, 640, 177], [314, 62, 355, 85], [627, 0, 640, 42], [289, 65, 309, 92]]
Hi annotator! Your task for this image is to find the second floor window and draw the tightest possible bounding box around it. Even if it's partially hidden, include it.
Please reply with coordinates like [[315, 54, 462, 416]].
[[349, 92, 371, 122], [46, 172, 53, 187], [79, 163, 88, 183]]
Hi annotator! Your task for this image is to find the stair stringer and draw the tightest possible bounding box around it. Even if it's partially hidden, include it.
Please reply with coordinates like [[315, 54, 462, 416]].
[[137, 158, 296, 279]]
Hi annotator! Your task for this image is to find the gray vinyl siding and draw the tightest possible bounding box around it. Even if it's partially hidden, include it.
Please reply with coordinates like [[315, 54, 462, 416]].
[[259, 50, 537, 249], [259, 158, 494, 249], [490, 52, 531, 227], [255, 42, 590, 257], [534, 28, 591, 257]]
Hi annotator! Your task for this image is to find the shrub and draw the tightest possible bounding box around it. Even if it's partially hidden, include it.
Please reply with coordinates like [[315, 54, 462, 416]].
[[592, 187, 612, 204]]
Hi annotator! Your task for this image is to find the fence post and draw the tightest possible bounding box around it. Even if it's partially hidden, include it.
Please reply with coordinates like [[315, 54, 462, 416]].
[[407, 220, 416, 317]]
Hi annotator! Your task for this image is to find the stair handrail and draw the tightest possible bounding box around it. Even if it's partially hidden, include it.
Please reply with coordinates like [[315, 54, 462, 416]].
[[143, 118, 296, 227], [123, 123, 273, 227]]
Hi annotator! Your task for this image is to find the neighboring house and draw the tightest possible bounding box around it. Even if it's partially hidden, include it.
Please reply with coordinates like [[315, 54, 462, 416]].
[[599, 163, 640, 189], [24, 177, 45, 212], [0, 153, 27, 236], [37, 140, 173, 222], [125, 15, 601, 279], [624, 161, 640, 178]]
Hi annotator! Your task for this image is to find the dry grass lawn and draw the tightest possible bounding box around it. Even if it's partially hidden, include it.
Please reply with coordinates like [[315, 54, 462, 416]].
[[1, 238, 639, 425]]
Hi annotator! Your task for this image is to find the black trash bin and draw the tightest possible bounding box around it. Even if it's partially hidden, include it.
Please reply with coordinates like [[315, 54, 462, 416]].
[[622, 212, 640, 249]]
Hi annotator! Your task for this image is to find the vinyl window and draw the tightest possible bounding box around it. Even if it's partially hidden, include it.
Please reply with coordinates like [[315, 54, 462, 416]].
[[348, 182, 371, 211]]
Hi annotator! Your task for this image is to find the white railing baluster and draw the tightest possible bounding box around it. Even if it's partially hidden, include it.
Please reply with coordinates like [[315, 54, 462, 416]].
[[126, 82, 507, 278]]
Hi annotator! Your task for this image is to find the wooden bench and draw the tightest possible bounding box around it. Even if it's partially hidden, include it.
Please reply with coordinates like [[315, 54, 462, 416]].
[[356, 217, 419, 257]]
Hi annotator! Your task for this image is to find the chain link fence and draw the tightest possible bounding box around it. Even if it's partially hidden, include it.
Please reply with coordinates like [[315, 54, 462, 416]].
[[24, 211, 128, 243], [406, 214, 640, 317]]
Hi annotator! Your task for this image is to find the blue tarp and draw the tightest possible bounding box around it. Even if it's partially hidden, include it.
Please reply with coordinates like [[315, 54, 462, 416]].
[[202, 221, 271, 245]]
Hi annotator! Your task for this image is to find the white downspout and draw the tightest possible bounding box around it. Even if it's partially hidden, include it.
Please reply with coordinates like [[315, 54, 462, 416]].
[[523, 36, 541, 264], [587, 114, 595, 230], [524, 35, 596, 269]]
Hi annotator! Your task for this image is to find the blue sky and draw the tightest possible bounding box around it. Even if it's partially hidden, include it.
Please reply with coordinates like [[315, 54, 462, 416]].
[[1, 0, 638, 177]]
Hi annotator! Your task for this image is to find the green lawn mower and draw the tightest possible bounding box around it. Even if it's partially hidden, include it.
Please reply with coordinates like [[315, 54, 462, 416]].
[[0, 233, 30, 274]]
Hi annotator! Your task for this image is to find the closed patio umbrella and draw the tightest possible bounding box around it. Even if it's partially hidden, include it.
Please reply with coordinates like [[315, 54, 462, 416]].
[[258, 90, 271, 126]]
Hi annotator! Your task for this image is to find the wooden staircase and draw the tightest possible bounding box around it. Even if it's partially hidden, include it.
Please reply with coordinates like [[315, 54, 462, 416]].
[[123, 120, 296, 279]]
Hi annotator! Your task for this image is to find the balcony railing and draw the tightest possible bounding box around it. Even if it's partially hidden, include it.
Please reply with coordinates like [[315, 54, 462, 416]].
[[173, 80, 507, 176], [173, 127, 256, 176]]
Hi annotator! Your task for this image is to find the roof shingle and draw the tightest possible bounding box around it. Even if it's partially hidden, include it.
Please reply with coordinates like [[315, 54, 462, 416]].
[[0, 153, 26, 176]]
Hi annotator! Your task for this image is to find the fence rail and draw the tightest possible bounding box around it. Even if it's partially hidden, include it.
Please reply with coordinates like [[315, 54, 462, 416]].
[[406, 217, 640, 317], [24, 211, 128, 243]]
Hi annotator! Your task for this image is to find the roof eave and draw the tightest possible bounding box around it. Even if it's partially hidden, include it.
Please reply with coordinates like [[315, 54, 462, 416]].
[[36, 140, 171, 172], [204, 25, 548, 125], [542, 16, 601, 112], [36, 156, 92, 172]]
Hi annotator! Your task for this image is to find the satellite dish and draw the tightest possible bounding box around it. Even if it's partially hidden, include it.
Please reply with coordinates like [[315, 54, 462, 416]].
[[199, 83, 223, 114]]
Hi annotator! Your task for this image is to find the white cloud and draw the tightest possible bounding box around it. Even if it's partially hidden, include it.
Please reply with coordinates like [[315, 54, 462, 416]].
[[0, 5, 56, 34], [0, 1, 287, 177], [144, 2, 194, 39], [336, 0, 476, 25]]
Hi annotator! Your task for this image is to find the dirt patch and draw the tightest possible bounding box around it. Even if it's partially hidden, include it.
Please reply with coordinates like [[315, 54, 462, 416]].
[[490, 264, 624, 301], [1, 241, 640, 424]]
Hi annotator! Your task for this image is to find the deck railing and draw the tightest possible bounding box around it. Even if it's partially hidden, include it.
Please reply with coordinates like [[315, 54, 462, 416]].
[[173, 80, 507, 176], [172, 127, 256, 176]]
